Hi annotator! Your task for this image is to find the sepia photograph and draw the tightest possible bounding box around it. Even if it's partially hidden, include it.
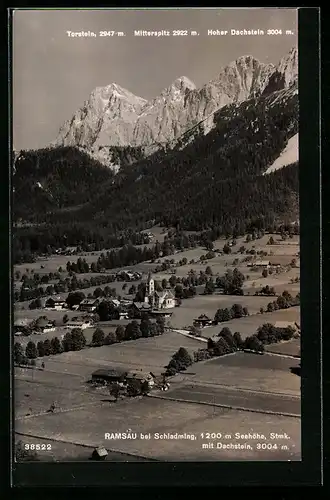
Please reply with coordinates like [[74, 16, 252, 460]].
[[12, 8, 302, 464]]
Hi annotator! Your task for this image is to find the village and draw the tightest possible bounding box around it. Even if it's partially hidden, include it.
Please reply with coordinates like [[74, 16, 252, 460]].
[[14, 228, 301, 462]]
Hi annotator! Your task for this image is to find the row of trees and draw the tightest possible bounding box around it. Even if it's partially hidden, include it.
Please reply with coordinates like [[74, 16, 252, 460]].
[[16, 273, 117, 303], [14, 317, 167, 363], [15, 328, 88, 362], [91, 317, 166, 346], [214, 303, 249, 324], [260, 291, 300, 314], [66, 232, 207, 275], [196, 321, 298, 363]]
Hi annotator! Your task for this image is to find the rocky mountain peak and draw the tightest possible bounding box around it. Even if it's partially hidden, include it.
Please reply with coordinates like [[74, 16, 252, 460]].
[[276, 46, 298, 87], [54, 47, 298, 168], [171, 76, 196, 91]]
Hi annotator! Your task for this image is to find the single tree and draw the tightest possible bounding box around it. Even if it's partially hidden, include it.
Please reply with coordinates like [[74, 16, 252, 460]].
[[92, 328, 105, 347], [14, 342, 24, 364], [109, 383, 120, 402], [104, 331, 117, 345], [25, 341, 37, 359], [50, 336, 62, 354], [230, 303, 244, 319], [37, 341, 45, 357], [115, 325, 125, 342], [205, 266, 213, 275], [43, 339, 51, 356], [233, 331, 243, 349], [140, 318, 152, 338], [156, 316, 165, 334]]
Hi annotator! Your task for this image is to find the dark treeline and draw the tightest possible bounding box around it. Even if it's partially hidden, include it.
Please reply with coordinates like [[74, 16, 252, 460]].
[[66, 232, 205, 273], [13, 146, 115, 221]]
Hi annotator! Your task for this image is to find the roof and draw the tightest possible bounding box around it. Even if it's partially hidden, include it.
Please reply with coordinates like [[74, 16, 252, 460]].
[[154, 290, 175, 299], [94, 447, 108, 457], [133, 302, 151, 310], [126, 371, 153, 381], [109, 299, 121, 307], [67, 320, 90, 326], [149, 310, 173, 316], [196, 314, 212, 321], [80, 298, 99, 305], [254, 261, 270, 266], [47, 295, 66, 302]]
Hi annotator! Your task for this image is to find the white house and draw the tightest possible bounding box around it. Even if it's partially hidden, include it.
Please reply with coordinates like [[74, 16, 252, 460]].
[[65, 320, 92, 330]]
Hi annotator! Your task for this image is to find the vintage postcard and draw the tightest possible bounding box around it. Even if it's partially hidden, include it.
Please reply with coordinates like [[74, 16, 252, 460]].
[[10, 7, 321, 485]]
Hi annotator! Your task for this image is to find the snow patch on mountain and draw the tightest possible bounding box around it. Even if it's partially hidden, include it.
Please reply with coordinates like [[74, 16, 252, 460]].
[[264, 133, 298, 175]]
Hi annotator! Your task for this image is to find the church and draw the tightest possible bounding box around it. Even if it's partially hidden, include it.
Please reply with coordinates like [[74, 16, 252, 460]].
[[144, 273, 176, 310]]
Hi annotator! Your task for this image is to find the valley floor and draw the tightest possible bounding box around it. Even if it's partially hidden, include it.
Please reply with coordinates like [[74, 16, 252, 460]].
[[14, 232, 301, 462]]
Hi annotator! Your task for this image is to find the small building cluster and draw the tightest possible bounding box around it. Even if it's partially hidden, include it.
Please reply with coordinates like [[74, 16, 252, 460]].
[[91, 368, 155, 389], [115, 270, 142, 281], [144, 273, 176, 310]]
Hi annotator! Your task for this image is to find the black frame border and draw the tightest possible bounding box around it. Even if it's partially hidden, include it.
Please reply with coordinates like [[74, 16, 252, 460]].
[[5, 6, 322, 488]]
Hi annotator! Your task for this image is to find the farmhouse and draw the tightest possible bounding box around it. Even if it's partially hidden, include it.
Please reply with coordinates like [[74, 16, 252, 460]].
[[120, 298, 134, 307], [108, 298, 121, 308], [34, 318, 56, 334], [65, 320, 92, 330], [64, 246, 77, 255], [144, 273, 176, 309], [126, 371, 155, 388], [193, 314, 213, 328], [45, 296, 66, 310], [91, 368, 126, 383], [132, 302, 152, 313], [92, 447, 108, 461], [79, 298, 100, 312], [149, 309, 173, 319], [118, 311, 129, 320]]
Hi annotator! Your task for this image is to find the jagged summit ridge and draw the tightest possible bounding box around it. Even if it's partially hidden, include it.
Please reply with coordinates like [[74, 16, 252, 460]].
[[55, 47, 298, 163], [276, 46, 298, 88]]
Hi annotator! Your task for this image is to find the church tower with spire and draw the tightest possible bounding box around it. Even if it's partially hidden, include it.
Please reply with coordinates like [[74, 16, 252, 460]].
[[144, 272, 155, 305]]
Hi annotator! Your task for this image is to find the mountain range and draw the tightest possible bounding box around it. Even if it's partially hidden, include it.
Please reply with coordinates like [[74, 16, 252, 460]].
[[54, 47, 298, 170]]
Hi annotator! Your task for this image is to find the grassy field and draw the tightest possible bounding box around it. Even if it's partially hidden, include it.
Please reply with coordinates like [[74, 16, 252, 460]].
[[176, 352, 301, 397], [156, 383, 300, 415], [16, 331, 201, 382], [199, 306, 301, 340], [15, 395, 301, 461], [170, 294, 273, 328], [265, 338, 300, 357]]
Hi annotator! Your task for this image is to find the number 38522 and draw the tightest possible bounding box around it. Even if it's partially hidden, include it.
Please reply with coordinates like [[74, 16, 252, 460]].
[[24, 443, 52, 451]]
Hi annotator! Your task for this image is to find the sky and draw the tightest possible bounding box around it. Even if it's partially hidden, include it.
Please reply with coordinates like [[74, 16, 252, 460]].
[[13, 8, 298, 150]]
